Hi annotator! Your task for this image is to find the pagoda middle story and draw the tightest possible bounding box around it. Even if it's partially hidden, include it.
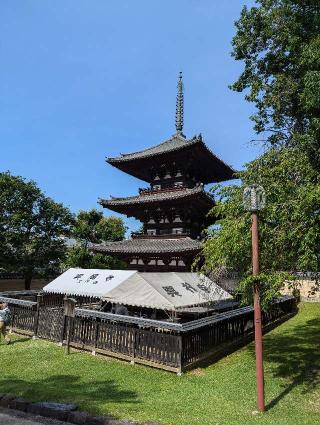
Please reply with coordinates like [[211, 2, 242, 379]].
[[92, 73, 235, 272]]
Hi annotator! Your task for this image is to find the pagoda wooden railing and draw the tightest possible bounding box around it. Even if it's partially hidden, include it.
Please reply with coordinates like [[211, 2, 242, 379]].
[[1, 294, 296, 373], [138, 185, 191, 196], [131, 232, 192, 239]]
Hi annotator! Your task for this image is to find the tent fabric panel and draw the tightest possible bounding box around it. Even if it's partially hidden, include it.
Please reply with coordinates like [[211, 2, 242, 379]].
[[174, 273, 233, 301], [103, 273, 174, 310], [43, 268, 137, 298], [106, 272, 232, 310], [139, 272, 206, 308]]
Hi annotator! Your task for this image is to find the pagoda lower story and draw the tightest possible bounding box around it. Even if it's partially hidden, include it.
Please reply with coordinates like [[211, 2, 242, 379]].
[[91, 74, 234, 271], [91, 180, 216, 271], [91, 235, 201, 272]]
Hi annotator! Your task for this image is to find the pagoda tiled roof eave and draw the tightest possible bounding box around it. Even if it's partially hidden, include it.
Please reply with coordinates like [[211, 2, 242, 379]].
[[106, 135, 236, 184], [90, 237, 202, 255], [99, 186, 215, 208]]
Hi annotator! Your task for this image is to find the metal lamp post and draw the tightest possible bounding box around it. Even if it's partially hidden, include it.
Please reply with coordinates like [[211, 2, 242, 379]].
[[243, 184, 266, 412]]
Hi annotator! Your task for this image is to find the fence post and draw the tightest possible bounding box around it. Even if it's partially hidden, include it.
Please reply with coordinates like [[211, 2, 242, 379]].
[[65, 317, 74, 355], [131, 328, 136, 365], [33, 293, 42, 339], [177, 334, 183, 376], [8, 305, 15, 335], [63, 297, 76, 355], [59, 315, 66, 346], [92, 320, 99, 356]]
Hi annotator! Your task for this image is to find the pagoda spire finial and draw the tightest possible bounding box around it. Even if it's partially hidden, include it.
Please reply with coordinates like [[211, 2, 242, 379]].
[[175, 72, 185, 137]]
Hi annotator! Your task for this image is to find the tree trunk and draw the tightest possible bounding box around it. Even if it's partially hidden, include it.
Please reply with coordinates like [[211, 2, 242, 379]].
[[24, 271, 33, 290], [81, 240, 88, 268]]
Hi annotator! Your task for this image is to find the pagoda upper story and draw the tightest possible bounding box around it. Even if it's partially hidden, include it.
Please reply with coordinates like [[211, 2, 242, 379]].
[[92, 73, 235, 272], [106, 132, 234, 186]]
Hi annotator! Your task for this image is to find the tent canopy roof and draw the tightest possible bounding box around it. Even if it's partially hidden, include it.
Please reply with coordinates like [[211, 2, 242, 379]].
[[43, 268, 232, 311]]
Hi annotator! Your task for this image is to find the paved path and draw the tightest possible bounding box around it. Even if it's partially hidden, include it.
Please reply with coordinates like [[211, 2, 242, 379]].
[[0, 408, 69, 425]]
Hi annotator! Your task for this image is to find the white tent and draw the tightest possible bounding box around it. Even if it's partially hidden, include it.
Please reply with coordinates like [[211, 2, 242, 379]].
[[43, 268, 232, 310]]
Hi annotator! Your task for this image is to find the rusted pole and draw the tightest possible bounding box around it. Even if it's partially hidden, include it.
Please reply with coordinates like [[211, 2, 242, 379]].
[[251, 212, 265, 412]]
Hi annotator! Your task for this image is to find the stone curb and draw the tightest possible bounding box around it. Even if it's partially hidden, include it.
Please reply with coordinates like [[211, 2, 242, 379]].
[[0, 394, 161, 425]]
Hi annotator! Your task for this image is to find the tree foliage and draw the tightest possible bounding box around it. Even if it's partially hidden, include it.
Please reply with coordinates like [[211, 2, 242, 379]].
[[65, 209, 127, 269], [0, 172, 74, 289], [199, 1, 320, 306], [201, 147, 320, 278], [231, 0, 320, 168], [238, 272, 295, 310]]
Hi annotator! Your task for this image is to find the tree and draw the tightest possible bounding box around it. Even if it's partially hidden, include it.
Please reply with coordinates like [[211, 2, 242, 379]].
[[231, 0, 320, 168], [199, 147, 320, 307], [0, 172, 74, 289], [199, 1, 320, 306], [65, 209, 126, 269]]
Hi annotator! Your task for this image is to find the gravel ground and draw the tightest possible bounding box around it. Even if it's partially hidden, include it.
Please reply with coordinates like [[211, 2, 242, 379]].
[[0, 407, 69, 425]]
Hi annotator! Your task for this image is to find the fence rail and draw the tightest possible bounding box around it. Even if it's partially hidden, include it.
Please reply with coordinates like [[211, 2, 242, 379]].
[[0, 297, 37, 335], [1, 294, 296, 372]]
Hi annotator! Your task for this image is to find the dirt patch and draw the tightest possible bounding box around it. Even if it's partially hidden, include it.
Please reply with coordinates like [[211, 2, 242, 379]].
[[189, 368, 206, 377]]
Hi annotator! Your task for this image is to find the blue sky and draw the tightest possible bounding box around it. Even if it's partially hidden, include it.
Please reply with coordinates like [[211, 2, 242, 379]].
[[0, 1, 260, 233]]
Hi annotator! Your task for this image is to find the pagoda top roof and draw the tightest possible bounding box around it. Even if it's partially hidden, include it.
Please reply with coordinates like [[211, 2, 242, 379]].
[[107, 134, 235, 184], [90, 237, 201, 255], [108, 133, 188, 162]]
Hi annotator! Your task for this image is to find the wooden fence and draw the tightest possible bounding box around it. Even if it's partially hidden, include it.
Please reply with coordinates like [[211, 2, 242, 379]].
[[0, 294, 296, 373]]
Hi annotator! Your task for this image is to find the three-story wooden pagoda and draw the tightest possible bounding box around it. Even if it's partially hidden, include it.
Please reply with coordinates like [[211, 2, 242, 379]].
[[92, 73, 235, 271]]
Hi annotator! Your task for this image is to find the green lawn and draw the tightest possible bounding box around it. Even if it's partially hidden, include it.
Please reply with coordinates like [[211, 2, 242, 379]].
[[1, 303, 319, 425]]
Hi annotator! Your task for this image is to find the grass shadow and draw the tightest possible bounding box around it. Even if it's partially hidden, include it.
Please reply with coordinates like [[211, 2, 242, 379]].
[[0, 374, 139, 413], [7, 337, 30, 345]]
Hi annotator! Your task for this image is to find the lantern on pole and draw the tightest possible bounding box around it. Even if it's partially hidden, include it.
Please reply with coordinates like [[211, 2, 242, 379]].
[[243, 184, 266, 412], [243, 184, 266, 212]]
